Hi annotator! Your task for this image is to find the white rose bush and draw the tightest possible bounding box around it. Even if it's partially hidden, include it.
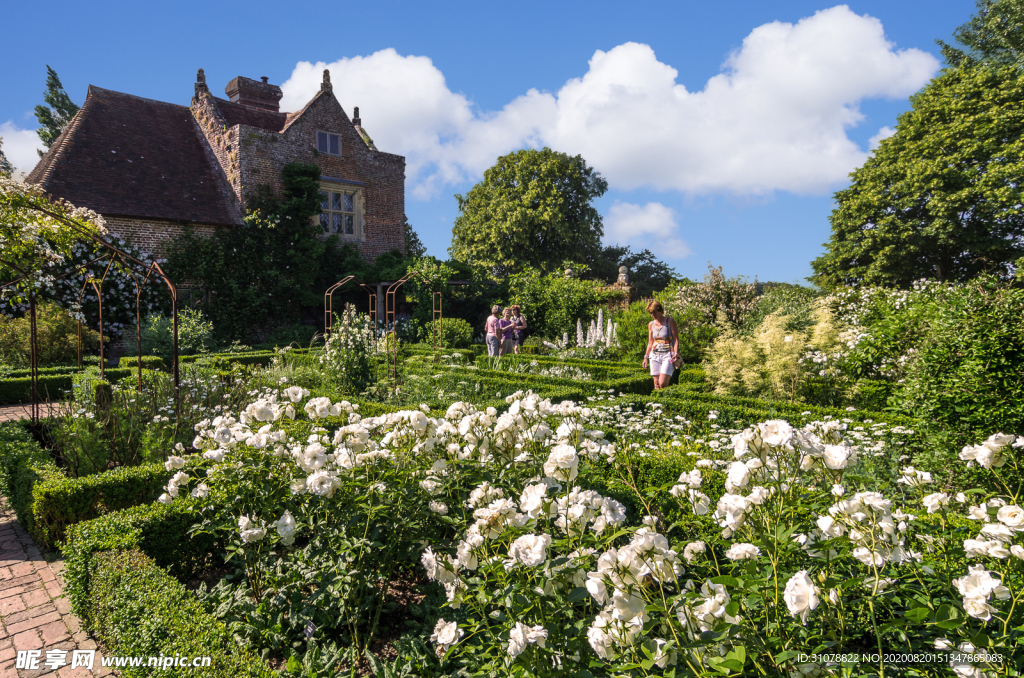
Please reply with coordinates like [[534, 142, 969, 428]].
[[160, 380, 1024, 677]]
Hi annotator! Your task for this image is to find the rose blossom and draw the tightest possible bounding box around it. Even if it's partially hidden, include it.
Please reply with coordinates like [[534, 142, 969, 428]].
[[784, 570, 820, 623]]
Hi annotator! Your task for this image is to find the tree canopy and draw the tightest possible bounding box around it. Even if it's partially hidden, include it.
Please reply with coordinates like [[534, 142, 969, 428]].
[[939, 0, 1024, 68], [588, 244, 677, 299], [810, 63, 1024, 289], [34, 66, 79, 156], [449, 148, 607, 277], [0, 139, 13, 179]]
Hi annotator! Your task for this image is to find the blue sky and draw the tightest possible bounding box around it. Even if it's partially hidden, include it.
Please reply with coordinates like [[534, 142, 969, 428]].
[[0, 0, 969, 284]]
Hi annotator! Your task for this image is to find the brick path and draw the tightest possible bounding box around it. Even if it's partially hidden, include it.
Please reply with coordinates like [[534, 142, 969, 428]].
[[0, 405, 58, 425], [0, 498, 114, 677]]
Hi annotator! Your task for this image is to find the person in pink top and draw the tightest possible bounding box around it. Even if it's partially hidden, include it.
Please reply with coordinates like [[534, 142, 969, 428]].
[[484, 305, 502, 357]]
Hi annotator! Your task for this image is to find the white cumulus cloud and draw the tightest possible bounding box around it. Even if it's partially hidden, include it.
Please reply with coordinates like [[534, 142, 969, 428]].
[[0, 122, 44, 180], [605, 202, 691, 259], [869, 126, 896, 149], [279, 5, 938, 200]]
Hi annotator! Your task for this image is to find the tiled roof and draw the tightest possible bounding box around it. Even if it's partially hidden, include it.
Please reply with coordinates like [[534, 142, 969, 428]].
[[26, 86, 239, 226], [214, 97, 288, 132]]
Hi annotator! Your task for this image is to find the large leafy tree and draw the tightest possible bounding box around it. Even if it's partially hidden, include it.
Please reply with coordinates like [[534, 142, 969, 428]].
[[811, 64, 1024, 289], [939, 0, 1024, 67], [34, 66, 79, 155], [449, 148, 607, 277]]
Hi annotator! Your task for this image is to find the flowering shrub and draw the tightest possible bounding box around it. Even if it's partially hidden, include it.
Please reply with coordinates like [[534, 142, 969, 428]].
[[156, 380, 1024, 676], [319, 304, 376, 394]]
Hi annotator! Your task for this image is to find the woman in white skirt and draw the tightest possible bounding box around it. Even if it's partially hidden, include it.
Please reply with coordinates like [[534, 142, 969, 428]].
[[641, 300, 679, 390]]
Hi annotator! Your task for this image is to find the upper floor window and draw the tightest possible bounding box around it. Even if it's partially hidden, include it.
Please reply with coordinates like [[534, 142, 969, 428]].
[[319, 185, 360, 238], [317, 131, 341, 156]]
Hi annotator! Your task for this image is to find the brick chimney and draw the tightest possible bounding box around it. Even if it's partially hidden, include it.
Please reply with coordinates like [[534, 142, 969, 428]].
[[224, 76, 283, 112]]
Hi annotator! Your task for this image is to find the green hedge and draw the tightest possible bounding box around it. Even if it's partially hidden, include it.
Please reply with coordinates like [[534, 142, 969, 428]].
[[117, 356, 166, 370], [31, 462, 177, 548], [0, 374, 76, 405], [0, 422, 64, 537], [63, 502, 271, 677]]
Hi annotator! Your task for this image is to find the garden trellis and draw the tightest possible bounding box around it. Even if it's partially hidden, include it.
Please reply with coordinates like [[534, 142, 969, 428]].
[[323, 275, 378, 336], [0, 182, 181, 421], [385, 270, 442, 383]]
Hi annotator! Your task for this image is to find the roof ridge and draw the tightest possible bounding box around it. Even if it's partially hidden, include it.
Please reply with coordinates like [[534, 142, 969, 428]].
[[88, 85, 191, 110], [27, 85, 94, 187]]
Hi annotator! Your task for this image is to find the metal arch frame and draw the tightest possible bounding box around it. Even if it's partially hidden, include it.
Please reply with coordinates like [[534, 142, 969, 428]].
[[0, 203, 180, 423], [323, 276, 378, 336], [385, 271, 442, 384]]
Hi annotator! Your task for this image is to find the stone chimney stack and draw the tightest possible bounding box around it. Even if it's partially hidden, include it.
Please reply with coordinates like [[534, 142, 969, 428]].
[[224, 76, 283, 112], [353, 107, 361, 127]]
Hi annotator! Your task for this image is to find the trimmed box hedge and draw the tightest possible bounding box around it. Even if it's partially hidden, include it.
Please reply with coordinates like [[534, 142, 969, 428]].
[[63, 502, 271, 678]]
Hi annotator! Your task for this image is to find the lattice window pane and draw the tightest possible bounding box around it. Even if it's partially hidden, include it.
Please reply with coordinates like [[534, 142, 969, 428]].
[[345, 215, 354, 235], [333, 214, 343, 234], [332, 192, 342, 211], [319, 191, 329, 210], [319, 213, 330, 232], [344, 194, 354, 212], [329, 134, 340, 155], [317, 132, 329, 153]]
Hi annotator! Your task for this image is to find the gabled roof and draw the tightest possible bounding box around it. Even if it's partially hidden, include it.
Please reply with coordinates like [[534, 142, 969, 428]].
[[27, 86, 239, 226]]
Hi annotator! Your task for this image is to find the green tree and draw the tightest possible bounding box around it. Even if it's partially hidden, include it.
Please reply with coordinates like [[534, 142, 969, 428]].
[[404, 218, 427, 258], [811, 64, 1024, 289], [450, 148, 607, 277], [0, 139, 13, 179], [34, 66, 79, 156], [939, 0, 1024, 67], [588, 244, 677, 298]]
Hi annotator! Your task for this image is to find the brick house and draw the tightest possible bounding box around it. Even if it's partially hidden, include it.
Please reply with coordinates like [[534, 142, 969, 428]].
[[26, 69, 406, 263]]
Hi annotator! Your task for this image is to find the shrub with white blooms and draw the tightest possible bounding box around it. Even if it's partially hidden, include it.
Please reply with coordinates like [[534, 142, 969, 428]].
[[162, 382, 1023, 677]]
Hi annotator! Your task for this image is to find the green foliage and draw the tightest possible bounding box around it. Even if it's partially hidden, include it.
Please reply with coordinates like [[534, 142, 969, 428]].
[[897, 276, 1024, 447], [588, 245, 677, 299], [320, 305, 376, 394], [34, 66, 79, 154], [167, 162, 341, 343], [404, 218, 427, 258], [0, 301, 101, 366], [404, 257, 456, 326], [615, 300, 718, 365], [811, 63, 1024, 288], [0, 138, 14, 179], [126, 308, 214, 357], [87, 549, 274, 677], [423, 317, 473, 349], [450, 148, 608, 276], [507, 266, 618, 339], [672, 263, 761, 327], [939, 0, 1024, 68]]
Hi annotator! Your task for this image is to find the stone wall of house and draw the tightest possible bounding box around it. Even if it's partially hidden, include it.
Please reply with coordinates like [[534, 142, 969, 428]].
[[191, 88, 243, 208], [103, 216, 220, 258], [233, 82, 406, 262]]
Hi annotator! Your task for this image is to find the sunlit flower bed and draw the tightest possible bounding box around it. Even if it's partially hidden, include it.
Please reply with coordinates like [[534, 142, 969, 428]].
[[158, 387, 1023, 677]]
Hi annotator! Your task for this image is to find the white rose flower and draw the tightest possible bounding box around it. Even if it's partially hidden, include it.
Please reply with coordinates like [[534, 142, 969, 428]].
[[306, 470, 338, 498], [783, 570, 820, 623], [724, 543, 760, 560], [996, 505, 1024, 530], [922, 493, 950, 514], [274, 510, 297, 545], [821, 445, 851, 470], [507, 622, 547, 657], [683, 541, 706, 563], [543, 445, 579, 482], [509, 533, 552, 567], [238, 515, 266, 543], [1010, 544, 1024, 560], [157, 493, 172, 505], [831, 483, 844, 497], [430, 618, 463, 652], [164, 455, 186, 471], [429, 501, 449, 515], [283, 385, 309, 403], [724, 462, 751, 493], [190, 483, 209, 499]]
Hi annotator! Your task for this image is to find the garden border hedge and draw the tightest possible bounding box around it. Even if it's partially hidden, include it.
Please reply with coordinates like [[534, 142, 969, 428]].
[[63, 502, 273, 677]]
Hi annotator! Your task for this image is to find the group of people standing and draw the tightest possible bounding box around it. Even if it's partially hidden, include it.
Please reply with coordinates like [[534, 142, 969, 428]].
[[485, 305, 528, 357]]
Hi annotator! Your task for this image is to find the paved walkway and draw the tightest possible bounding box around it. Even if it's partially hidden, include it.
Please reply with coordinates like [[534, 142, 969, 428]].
[[0, 405, 58, 425], [0, 498, 114, 677]]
